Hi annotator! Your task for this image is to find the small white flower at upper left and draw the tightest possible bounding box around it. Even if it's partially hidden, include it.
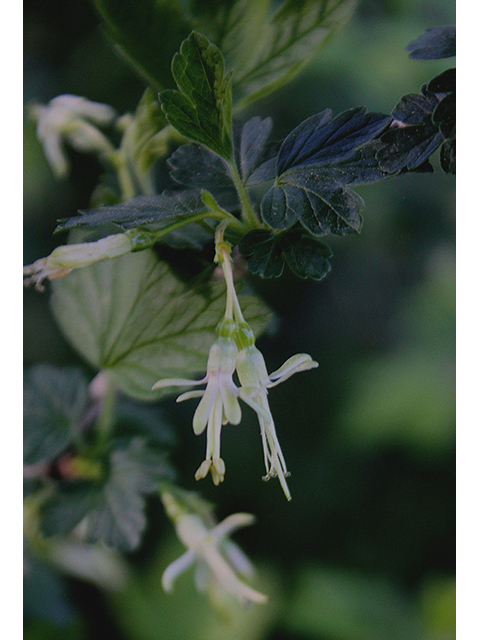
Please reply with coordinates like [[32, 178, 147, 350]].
[[30, 94, 116, 178]]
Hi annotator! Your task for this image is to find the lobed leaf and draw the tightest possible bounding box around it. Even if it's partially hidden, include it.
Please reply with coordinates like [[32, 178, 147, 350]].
[[41, 438, 173, 551], [261, 169, 364, 236], [56, 190, 207, 232], [160, 31, 233, 159], [24, 365, 90, 465], [50, 250, 270, 400], [276, 107, 391, 174], [377, 92, 445, 172], [239, 228, 332, 280], [406, 26, 456, 60]]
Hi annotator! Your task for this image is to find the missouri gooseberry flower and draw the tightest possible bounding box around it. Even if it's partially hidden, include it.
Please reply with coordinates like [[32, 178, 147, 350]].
[[161, 491, 267, 606], [236, 324, 319, 501], [152, 318, 241, 486]]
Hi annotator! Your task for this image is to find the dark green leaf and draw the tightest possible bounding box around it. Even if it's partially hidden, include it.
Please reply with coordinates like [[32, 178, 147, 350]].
[[406, 26, 456, 60], [277, 108, 391, 174], [239, 228, 332, 280], [237, 116, 274, 181], [50, 250, 270, 400], [427, 68, 456, 94], [56, 190, 207, 231], [83, 438, 172, 550], [160, 31, 233, 159], [24, 365, 90, 465], [440, 138, 455, 174], [41, 438, 173, 551], [168, 144, 233, 189], [377, 92, 444, 172], [432, 92, 455, 139], [262, 169, 363, 236], [92, 0, 191, 89], [232, 0, 358, 107], [41, 481, 98, 537]]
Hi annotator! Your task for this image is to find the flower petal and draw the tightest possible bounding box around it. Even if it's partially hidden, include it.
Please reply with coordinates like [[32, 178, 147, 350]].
[[161, 548, 196, 592], [192, 381, 218, 435], [152, 375, 207, 391], [267, 353, 318, 387]]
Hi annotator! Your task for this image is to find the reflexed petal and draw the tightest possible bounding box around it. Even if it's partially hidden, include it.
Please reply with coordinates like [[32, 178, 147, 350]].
[[211, 513, 256, 541], [176, 390, 205, 402], [161, 549, 196, 592], [267, 353, 318, 387], [152, 376, 206, 391]]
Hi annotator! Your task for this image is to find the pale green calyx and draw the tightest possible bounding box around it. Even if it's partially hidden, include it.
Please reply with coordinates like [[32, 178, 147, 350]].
[[29, 94, 116, 178], [23, 233, 134, 291], [160, 491, 267, 606]]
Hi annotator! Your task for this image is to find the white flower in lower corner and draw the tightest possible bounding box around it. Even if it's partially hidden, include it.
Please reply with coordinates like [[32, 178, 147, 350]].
[[29, 94, 116, 178], [152, 319, 242, 486], [161, 491, 267, 606], [236, 343, 319, 501]]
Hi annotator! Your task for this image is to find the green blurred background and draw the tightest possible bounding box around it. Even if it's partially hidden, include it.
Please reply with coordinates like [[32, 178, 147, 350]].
[[24, 1, 455, 639]]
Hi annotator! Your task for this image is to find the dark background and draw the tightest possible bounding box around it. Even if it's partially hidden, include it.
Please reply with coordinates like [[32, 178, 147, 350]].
[[24, 1, 455, 639]]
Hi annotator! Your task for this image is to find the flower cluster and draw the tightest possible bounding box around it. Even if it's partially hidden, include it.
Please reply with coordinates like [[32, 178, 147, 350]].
[[153, 239, 318, 500]]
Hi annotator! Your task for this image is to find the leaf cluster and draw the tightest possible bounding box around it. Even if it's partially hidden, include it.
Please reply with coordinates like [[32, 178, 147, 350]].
[[56, 24, 455, 283], [24, 364, 175, 551]]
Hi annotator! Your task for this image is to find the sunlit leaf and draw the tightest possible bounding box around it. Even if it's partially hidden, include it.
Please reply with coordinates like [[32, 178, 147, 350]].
[[50, 250, 270, 400]]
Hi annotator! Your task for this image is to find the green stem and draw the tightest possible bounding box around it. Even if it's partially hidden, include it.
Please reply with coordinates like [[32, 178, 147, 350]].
[[229, 162, 259, 229], [90, 371, 116, 458], [151, 209, 245, 243]]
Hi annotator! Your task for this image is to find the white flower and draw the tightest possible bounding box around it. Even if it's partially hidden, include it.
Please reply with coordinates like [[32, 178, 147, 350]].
[[23, 233, 133, 291], [236, 341, 319, 501], [30, 94, 116, 177], [152, 319, 242, 485], [161, 491, 267, 606]]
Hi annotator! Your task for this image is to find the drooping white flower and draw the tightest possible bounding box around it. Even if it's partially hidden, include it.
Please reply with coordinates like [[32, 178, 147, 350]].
[[152, 319, 242, 485], [236, 334, 319, 501], [23, 233, 133, 291], [161, 491, 267, 606], [30, 94, 116, 178]]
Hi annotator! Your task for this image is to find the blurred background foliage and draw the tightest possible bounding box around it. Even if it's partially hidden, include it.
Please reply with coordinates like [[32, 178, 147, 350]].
[[24, 0, 455, 638]]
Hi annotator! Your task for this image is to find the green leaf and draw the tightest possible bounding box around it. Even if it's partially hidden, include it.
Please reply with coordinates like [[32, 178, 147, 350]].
[[232, 0, 358, 108], [41, 438, 173, 551], [262, 169, 364, 236], [24, 365, 90, 465], [91, 0, 191, 89], [56, 191, 207, 231], [160, 31, 233, 159], [406, 26, 456, 60], [239, 228, 332, 280], [50, 250, 270, 400]]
